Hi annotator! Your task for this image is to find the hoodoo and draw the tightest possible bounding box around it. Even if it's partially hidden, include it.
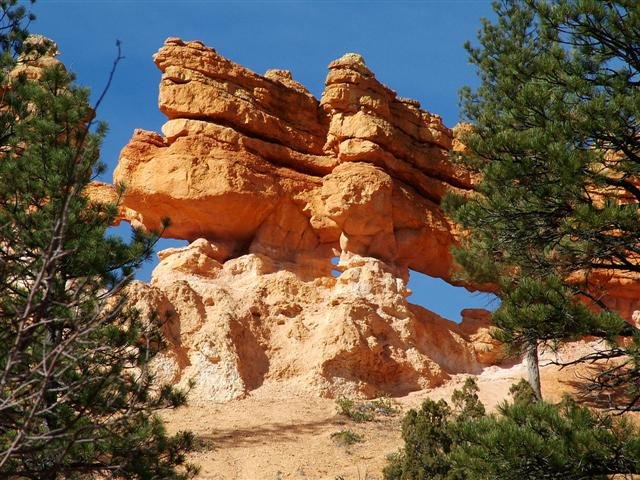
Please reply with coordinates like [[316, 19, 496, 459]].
[[96, 38, 504, 401]]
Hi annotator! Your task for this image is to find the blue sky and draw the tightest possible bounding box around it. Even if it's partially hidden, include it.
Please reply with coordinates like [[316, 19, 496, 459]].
[[30, 0, 498, 320]]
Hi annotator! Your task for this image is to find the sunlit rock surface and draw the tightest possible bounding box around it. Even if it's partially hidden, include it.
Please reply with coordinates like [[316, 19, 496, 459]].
[[104, 38, 507, 401]]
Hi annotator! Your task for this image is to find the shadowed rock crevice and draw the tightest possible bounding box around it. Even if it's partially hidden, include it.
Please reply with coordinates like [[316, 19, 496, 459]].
[[230, 315, 270, 391]]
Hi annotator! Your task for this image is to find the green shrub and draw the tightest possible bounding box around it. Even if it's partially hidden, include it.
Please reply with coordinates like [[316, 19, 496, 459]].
[[383, 398, 454, 480], [368, 395, 400, 417], [335, 395, 400, 422], [384, 378, 640, 480], [336, 396, 374, 422], [330, 429, 364, 446]]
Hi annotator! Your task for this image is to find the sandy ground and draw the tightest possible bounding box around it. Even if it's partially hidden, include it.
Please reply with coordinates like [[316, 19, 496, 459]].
[[162, 342, 601, 480]]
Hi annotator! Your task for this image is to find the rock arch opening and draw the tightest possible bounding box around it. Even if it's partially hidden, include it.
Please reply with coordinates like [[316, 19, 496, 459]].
[[330, 255, 341, 278], [407, 269, 499, 322]]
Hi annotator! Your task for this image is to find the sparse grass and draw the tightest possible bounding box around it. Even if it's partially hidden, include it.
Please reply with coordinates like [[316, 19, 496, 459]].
[[335, 469, 376, 479], [368, 395, 400, 417], [330, 429, 364, 446], [335, 396, 374, 422], [335, 395, 400, 422], [192, 436, 216, 452]]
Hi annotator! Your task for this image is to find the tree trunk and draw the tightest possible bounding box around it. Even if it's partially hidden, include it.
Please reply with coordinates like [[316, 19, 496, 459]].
[[525, 340, 542, 400]]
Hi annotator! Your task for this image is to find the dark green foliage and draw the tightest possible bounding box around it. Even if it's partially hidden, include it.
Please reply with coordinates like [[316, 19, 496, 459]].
[[450, 377, 486, 420], [397, 1, 640, 477], [0, 0, 33, 62], [383, 378, 484, 480], [384, 379, 640, 479], [507, 378, 537, 406], [385, 399, 453, 480], [451, 398, 640, 479], [444, 0, 640, 408], [0, 2, 196, 478]]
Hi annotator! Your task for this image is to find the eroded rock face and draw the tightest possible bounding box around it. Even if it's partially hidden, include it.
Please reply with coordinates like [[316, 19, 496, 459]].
[[108, 38, 501, 401], [29, 36, 640, 401], [128, 241, 497, 401]]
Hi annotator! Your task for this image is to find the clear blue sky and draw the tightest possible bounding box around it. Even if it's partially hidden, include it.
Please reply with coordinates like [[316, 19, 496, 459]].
[[30, 0, 498, 320]]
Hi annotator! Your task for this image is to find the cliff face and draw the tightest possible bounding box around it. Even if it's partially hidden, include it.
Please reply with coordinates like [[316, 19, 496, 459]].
[[104, 38, 501, 401]]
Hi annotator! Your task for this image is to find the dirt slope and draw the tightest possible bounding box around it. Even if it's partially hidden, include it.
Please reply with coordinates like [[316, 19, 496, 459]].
[[163, 342, 595, 480]]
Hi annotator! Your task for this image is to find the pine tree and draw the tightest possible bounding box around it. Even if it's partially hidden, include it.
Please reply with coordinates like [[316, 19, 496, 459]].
[[453, 386, 640, 479], [383, 378, 485, 480], [444, 0, 640, 406], [389, 2, 640, 478], [0, 2, 197, 478], [385, 379, 640, 479]]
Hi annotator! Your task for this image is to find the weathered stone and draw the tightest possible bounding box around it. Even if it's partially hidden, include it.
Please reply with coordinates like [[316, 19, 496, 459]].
[[132, 248, 498, 401], [111, 38, 473, 284], [97, 39, 507, 401], [35, 37, 640, 402]]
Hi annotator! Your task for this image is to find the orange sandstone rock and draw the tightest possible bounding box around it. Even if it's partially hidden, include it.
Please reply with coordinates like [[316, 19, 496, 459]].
[[130, 244, 496, 402], [95, 37, 640, 400], [112, 38, 472, 284], [108, 38, 504, 401]]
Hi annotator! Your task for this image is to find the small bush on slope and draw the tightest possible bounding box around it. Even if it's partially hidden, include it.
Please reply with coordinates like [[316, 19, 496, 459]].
[[336, 396, 400, 422], [331, 430, 365, 447]]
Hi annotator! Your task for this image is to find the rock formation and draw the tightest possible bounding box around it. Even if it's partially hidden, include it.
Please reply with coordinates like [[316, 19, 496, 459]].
[[112, 38, 476, 281], [126, 242, 501, 401], [94, 37, 640, 402], [102, 38, 500, 401]]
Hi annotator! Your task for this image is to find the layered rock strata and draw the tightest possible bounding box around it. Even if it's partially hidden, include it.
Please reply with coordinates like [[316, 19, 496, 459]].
[[20, 36, 640, 401], [113, 38, 475, 282], [108, 38, 499, 401]]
